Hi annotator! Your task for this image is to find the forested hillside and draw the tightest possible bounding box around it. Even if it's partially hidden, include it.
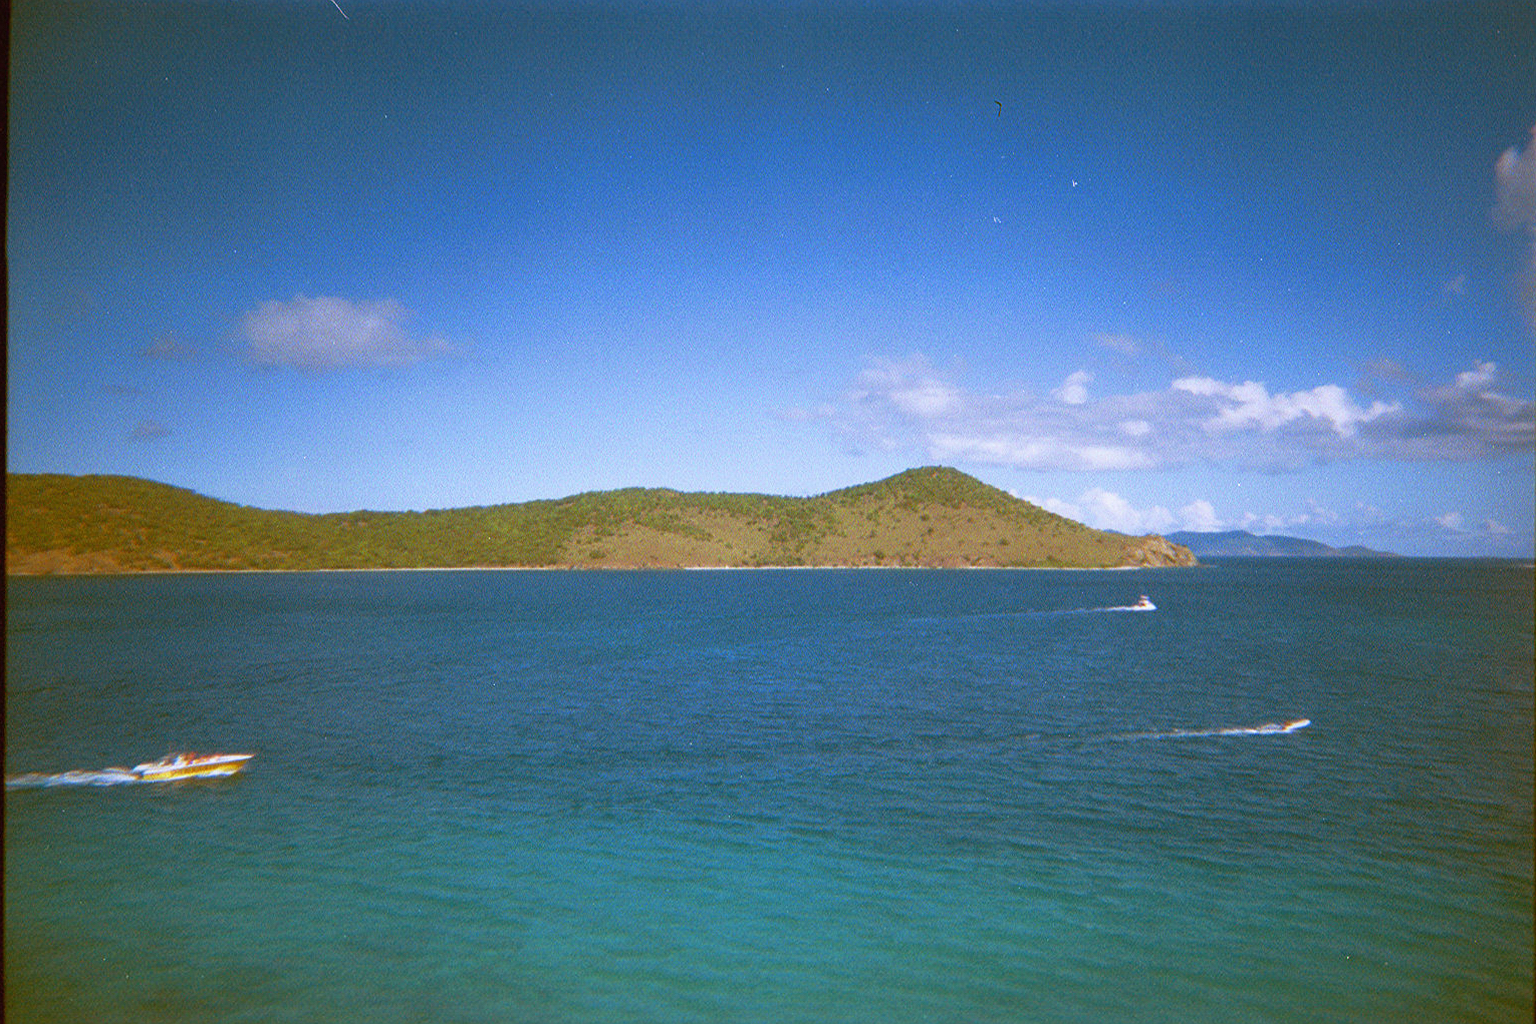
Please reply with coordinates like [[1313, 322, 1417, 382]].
[[6, 467, 1196, 573]]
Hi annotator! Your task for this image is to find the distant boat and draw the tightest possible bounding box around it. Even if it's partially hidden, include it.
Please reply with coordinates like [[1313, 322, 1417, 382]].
[[126, 752, 253, 782], [1132, 595, 1155, 610]]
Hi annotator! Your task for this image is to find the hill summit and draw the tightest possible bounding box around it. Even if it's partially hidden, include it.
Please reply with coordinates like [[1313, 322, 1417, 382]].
[[5, 467, 1196, 573]]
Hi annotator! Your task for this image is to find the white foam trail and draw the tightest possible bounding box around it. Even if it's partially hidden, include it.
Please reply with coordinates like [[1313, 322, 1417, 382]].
[[938, 603, 1156, 624], [1033, 603, 1155, 616], [1215, 717, 1311, 736], [1119, 718, 1311, 741], [6, 768, 145, 789]]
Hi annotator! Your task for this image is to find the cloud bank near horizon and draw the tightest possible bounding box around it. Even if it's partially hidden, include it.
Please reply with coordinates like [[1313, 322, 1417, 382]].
[[1017, 483, 1513, 550], [811, 354, 1533, 474]]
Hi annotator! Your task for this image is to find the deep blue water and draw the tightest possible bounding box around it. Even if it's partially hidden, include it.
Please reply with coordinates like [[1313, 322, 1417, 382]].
[[6, 561, 1532, 1023]]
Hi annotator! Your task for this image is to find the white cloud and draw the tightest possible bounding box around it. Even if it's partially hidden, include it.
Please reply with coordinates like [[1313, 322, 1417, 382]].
[[1494, 125, 1536, 331], [1010, 492, 1529, 556], [1494, 127, 1536, 231], [851, 355, 962, 419], [1022, 493, 1079, 521], [1081, 488, 1173, 533], [1419, 511, 1527, 547], [1052, 370, 1092, 405], [1304, 499, 1341, 526], [891, 381, 961, 418], [1026, 494, 1085, 521], [1177, 499, 1222, 532], [818, 355, 1531, 473], [240, 296, 452, 370], [931, 433, 1155, 471], [1453, 361, 1497, 390], [1020, 491, 1232, 536], [1238, 511, 1298, 534], [1021, 488, 1201, 535], [1409, 360, 1536, 454], [1171, 377, 1399, 437]]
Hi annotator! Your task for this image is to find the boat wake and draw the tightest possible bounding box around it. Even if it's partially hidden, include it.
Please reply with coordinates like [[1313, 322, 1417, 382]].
[[1117, 718, 1312, 741], [917, 598, 1158, 627], [1057, 596, 1156, 615], [1012, 604, 1155, 619], [6, 769, 145, 789], [6, 752, 253, 790]]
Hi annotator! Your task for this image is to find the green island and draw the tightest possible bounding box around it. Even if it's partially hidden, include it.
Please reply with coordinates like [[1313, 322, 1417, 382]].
[[5, 466, 1196, 573]]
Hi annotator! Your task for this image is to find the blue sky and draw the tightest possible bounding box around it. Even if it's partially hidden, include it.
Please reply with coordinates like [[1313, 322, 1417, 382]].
[[8, 1, 1534, 556]]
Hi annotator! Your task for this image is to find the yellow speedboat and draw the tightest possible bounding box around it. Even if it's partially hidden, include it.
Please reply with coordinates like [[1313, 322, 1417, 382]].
[[129, 752, 253, 782]]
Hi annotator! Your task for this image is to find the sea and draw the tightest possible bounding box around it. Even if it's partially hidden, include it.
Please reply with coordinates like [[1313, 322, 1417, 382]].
[[5, 559, 1532, 1023]]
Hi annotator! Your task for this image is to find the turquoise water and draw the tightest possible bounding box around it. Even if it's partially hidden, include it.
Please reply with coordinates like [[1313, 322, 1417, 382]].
[[6, 561, 1532, 1023]]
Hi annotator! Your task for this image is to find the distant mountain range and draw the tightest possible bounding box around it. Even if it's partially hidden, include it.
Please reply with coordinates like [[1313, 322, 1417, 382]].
[[5, 468, 1198, 574], [1165, 530, 1396, 558]]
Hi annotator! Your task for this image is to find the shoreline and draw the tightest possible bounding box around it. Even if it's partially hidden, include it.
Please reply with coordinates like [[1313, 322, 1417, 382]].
[[14, 558, 1530, 579], [6, 562, 1175, 578]]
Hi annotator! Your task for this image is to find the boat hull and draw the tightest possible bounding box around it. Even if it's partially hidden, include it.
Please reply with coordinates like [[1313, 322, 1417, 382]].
[[132, 754, 253, 782]]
